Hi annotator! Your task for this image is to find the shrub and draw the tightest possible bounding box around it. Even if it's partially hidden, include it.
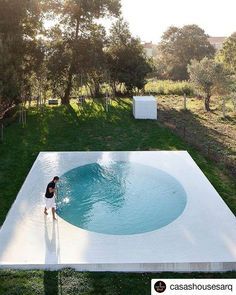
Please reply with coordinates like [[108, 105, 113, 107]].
[[145, 80, 194, 96]]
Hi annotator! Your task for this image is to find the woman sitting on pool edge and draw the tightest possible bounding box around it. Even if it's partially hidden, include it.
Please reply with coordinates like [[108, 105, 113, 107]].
[[44, 176, 60, 220]]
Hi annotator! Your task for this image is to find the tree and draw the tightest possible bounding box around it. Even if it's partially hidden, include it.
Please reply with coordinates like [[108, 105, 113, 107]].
[[217, 32, 236, 75], [82, 25, 108, 98], [188, 57, 231, 112], [156, 25, 215, 80], [47, 23, 107, 99], [107, 18, 152, 94], [0, 0, 43, 107], [47, 0, 121, 104]]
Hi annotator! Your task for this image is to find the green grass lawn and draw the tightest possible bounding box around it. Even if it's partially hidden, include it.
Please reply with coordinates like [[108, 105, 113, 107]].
[[0, 99, 235, 294], [0, 269, 236, 295]]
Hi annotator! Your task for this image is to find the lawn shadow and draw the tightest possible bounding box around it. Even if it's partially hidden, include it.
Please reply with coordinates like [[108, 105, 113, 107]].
[[66, 104, 81, 126], [43, 216, 60, 295], [43, 271, 59, 295]]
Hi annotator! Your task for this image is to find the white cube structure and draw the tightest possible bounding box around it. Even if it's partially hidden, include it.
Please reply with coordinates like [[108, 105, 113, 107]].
[[133, 96, 157, 119]]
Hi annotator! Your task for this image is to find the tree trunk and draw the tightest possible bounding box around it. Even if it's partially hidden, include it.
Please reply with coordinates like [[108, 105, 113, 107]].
[[222, 96, 226, 118], [183, 93, 187, 110], [111, 81, 116, 99], [94, 81, 100, 99], [62, 18, 80, 105], [205, 94, 211, 112], [62, 69, 73, 105]]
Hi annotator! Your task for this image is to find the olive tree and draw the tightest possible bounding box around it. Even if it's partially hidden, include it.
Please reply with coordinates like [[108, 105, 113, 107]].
[[188, 57, 231, 112]]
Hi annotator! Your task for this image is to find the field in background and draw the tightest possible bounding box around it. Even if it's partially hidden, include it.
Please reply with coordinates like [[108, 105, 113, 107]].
[[157, 95, 236, 175]]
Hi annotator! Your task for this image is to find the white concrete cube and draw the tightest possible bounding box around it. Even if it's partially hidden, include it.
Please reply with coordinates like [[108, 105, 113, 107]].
[[133, 96, 157, 119]]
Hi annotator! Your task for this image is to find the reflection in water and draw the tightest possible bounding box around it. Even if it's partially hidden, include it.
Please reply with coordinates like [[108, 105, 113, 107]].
[[57, 162, 128, 224], [56, 162, 187, 235]]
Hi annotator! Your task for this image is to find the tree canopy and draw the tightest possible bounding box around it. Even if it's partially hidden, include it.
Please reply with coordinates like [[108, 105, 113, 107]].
[[46, 0, 121, 104], [0, 0, 43, 106], [107, 18, 152, 94], [217, 32, 236, 75], [0, 1, 234, 110], [156, 25, 215, 80]]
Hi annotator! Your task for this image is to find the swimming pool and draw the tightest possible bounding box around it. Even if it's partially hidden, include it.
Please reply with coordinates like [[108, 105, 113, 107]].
[[56, 161, 187, 235], [1, 151, 236, 272]]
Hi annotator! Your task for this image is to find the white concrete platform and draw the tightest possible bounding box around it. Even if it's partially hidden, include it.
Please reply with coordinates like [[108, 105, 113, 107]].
[[133, 96, 157, 119], [0, 151, 236, 272]]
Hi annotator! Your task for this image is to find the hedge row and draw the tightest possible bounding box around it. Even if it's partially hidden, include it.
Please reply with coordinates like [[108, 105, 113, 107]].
[[145, 80, 194, 96]]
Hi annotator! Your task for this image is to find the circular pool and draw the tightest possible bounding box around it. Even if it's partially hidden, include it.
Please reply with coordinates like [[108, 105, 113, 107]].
[[56, 161, 187, 235]]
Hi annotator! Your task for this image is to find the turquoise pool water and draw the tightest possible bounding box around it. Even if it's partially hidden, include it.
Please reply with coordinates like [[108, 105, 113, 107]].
[[56, 162, 187, 235]]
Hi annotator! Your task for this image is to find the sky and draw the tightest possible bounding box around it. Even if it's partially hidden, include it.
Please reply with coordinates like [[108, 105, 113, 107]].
[[120, 0, 236, 43]]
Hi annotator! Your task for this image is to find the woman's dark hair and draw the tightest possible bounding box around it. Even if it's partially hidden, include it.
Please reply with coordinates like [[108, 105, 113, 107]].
[[53, 176, 59, 181]]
